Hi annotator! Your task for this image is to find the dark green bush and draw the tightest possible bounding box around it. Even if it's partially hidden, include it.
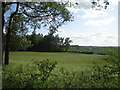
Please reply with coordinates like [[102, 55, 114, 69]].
[[44, 67, 91, 88], [2, 59, 57, 88], [88, 49, 119, 88]]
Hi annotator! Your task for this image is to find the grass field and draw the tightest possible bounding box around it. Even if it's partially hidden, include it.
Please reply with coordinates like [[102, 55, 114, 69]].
[[3, 51, 119, 88], [4, 52, 105, 72]]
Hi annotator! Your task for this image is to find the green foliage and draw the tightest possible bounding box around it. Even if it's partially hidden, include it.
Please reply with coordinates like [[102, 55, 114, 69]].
[[45, 68, 89, 88], [4, 2, 73, 32], [41, 34, 65, 51], [2, 59, 57, 88], [88, 49, 119, 88], [26, 31, 72, 52], [3, 60, 89, 88], [3, 33, 32, 51], [11, 14, 28, 35], [3, 49, 119, 88], [9, 35, 32, 51], [27, 30, 43, 51]]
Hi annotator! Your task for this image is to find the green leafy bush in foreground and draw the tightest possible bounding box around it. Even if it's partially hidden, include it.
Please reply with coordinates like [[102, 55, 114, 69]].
[[88, 49, 120, 88], [2, 59, 57, 88], [2, 49, 120, 88]]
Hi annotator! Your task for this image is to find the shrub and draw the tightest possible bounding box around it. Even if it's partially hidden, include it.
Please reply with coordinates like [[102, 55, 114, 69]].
[[45, 68, 90, 88], [88, 49, 119, 88], [2, 59, 57, 88]]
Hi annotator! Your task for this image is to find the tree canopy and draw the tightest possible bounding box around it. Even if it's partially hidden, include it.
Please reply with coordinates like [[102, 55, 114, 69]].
[[2, 2, 73, 65]]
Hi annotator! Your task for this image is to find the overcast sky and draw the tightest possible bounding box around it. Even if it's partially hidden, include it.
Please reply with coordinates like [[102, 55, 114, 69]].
[[36, 0, 118, 46]]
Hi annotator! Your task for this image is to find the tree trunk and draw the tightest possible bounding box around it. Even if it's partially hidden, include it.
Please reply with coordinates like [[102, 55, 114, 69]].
[[2, 2, 5, 65], [0, 2, 2, 66], [2, 4, 4, 37], [4, 2, 19, 65], [4, 15, 13, 65]]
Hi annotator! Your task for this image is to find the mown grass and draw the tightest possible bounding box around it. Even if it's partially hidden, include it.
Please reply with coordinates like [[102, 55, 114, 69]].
[[4, 52, 105, 72]]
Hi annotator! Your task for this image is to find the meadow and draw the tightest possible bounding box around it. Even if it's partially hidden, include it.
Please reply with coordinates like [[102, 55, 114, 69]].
[[5, 52, 105, 72], [2, 51, 119, 88]]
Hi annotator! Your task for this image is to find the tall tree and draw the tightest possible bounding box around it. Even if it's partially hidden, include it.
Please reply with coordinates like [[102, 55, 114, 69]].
[[4, 2, 19, 65], [3, 2, 73, 65]]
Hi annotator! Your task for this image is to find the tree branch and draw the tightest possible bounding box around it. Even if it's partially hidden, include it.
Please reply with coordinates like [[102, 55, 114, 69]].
[[21, 3, 48, 13]]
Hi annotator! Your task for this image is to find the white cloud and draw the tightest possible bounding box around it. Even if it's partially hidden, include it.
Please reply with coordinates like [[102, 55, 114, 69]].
[[84, 16, 116, 27], [79, 9, 108, 18], [108, 0, 119, 6], [56, 28, 118, 46]]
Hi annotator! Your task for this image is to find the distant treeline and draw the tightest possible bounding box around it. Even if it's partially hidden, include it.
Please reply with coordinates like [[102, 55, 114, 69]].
[[3, 30, 72, 52], [68, 45, 118, 55]]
